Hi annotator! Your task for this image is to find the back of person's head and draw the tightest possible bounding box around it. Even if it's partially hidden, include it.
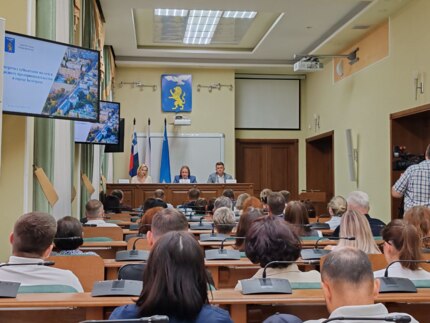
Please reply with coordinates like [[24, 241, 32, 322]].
[[207, 197, 216, 214], [338, 210, 381, 254], [188, 188, 200, 200], [213, 207, 236, 234], [151, 208, 188, 240], [267, 192, 286, 215], [245, 215, 301, 268], [214, 196, 233, 210], [322, 247, 374, 293], [235, 207, 264, 250], [54, 216, 84, 250], [12, 212, 57, 257], [426, 144, 430, 159], [194, 198, 208, 215], [382, 219, 422, 270], [284, 201, 310, 235], [222, 189, 235, 200], [139, 207, 163, 234], [136, 231, 209, 320], [404, 206, 430, 239], [235, 193, 250, 210], [142, 197, 167, 213], [279, 190, 290, 203], [111, 189, 124, 202], [85, 199, 104, 219], [260, 188, 273, 204], [347, 191, 370, 213], [103, 195, 120, 213], [242, 196, 263, 211], [153, 189, 165, 200], [327, 195, 347, 216]]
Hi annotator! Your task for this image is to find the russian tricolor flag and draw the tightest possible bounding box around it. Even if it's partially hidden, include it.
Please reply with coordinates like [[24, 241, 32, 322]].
[[129, 124, 139, 177]]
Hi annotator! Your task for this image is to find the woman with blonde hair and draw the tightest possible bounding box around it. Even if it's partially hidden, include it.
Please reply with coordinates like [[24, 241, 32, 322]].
[[334, 210, 381, 254], [131, 164, 152, 183], [325, 195, 347, 230]]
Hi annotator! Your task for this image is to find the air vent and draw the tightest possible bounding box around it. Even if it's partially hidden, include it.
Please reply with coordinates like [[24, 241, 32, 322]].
[[352, 25, 371, 30]]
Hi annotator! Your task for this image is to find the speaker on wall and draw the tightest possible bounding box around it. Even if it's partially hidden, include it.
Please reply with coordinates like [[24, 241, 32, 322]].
[[346, 129, 356, 182]]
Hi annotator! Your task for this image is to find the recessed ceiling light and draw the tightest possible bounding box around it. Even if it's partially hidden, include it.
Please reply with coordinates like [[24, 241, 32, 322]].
[[154, 9, 188, 17], [223, 11, 257, 19]]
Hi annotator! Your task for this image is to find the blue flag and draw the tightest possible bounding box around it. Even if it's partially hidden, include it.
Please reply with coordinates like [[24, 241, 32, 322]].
[[129, 126, 139, 177], [159, 120, 171, 183]]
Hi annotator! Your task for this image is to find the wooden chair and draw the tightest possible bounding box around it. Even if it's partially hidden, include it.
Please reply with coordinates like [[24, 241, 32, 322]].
[[421, 253, 430, 271], [127, 236, 151, 251], [105, 213, 131, 222], [83, 226, 123, 241], [47, 255, 104, 292], [320, 253, 387, 271]]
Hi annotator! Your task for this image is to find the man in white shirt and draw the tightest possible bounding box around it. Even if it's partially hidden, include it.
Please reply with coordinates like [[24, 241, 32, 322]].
[[304, 247, 417, 323], [0, 212, 83, 292], [85, 199, 118, 227]]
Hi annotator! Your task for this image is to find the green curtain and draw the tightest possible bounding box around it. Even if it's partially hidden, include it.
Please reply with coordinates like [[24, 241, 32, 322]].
[[33, 0, 56, 212]]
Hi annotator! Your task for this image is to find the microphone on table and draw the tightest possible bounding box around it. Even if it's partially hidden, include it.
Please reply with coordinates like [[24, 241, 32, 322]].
[[379, 259, 430, 293], [300, 236, 355, 260], [199, 223, 229, 242], [189, 217, 213, 230], [115, 237, 149, 262], [322, 315, 411, 323], [205, 237, 245, 260], [241, 260, 317, 295]]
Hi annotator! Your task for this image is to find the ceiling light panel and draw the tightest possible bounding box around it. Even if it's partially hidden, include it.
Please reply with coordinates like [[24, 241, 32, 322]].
[[184, 10, 222, 45], [154, 9, 188, 17], [223, 11, 257, 19]]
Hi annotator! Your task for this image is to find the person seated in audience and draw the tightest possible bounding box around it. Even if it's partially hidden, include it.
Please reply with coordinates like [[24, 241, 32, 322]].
[[206, 197, 216, 215], [333, 191, 385, 237], [142, 197, 168, 213], [222, 188, 235, 207], [85, 199, 118, 227], [213, 207, 236, 234], [213, 195, 233, 211], [103, 194, 121, 213], [235, 215, 321, 291], [234, 193, 250, 215], [109, 231, 233, 322], [51, 216, 97, 256], [242, 196, 264, 212], [267, 192, 286, 217], [260, 188, 273, 211], [153, 189, 173, 208], [138, 207, 164, 235], [279, 190, 291, 204], [147, 208, 189, 247], [181, 188, 201, 209], [374, 219, 430, 280], [234, 207, 264, 251], [131, 163, 152, 183], [0, 212, 83, 292], [207, 161, 233, 183], [327, 210, 381, 254], [302, 247, 418, 323], [303, 200, 317, 218], [284, 201, 319, 237], [404, 205, 430, 242], [111, 189, 133, 211], [325, 195, 347, 230], [194, 198, 208, 215], [173, 165, 197, 183]]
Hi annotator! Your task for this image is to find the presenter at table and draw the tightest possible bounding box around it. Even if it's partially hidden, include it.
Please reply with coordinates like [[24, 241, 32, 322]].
[[207, 161, 233, 183], [173, 165, 197, 183], [131, 164, 153, 183]]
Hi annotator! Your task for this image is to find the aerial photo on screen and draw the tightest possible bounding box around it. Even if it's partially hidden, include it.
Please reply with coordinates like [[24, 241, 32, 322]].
[[42, 47, 99, 119], [82, 101, 119, 144]]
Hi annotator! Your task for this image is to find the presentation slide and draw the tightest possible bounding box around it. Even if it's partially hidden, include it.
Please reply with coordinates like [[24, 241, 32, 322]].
[[3, 32, 99, 121], [75, 101, 120, 144]]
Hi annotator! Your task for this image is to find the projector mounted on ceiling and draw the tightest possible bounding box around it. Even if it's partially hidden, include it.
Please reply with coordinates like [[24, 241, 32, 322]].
[[293, 58, 324, 72], [293, 48, 359, 73]]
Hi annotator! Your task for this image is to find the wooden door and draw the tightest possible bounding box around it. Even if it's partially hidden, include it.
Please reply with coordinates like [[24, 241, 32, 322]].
[[306, 131, 334, 216], [236, 139, 299, 199]]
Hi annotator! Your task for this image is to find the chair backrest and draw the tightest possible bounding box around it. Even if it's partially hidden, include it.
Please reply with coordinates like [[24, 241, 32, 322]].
[[320, 253, 387, 272], [118, 263, 146, 281], [127, 236, 151, 251], [105, 213, 131, 221], [83, 226, 123, 241], [421, 252, 430, 271], [47, 255, 104, 292]]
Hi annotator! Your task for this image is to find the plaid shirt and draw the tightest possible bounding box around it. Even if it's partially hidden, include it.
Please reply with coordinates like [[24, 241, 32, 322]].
[[393, 160, 430, 211]]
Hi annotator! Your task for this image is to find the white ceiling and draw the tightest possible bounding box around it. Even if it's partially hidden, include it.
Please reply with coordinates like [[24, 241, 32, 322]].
[[100, 0, 411, 73]]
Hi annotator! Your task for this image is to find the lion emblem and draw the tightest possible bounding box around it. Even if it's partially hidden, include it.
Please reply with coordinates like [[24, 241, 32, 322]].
[[168, 86, 186, 110]]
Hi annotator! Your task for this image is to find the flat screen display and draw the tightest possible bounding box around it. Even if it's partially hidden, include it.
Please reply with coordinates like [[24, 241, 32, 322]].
[[74, 101, 120, 144], [104, 118, 125, 153], [3, 31, 100, 121]]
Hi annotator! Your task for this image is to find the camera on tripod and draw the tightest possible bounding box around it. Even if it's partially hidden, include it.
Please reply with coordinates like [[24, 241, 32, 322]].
[[392, 145, 424, 171]]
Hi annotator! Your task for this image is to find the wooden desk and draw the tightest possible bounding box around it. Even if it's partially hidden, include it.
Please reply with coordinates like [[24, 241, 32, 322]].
[[210, 288, 430, 323], [81, 241, 127, 258], [107, 183, 254, 208], [0, 293, 134, 322], [199, 240, 235, 249]]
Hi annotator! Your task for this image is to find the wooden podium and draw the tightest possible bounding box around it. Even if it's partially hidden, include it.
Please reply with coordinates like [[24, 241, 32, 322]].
[[106, 183, 254, 208]]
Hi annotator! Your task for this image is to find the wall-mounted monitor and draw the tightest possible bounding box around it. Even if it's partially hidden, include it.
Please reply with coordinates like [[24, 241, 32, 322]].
[[3, 31, 100, 121], [74, 101, 120, 144], [104, 118, 125, 153]]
